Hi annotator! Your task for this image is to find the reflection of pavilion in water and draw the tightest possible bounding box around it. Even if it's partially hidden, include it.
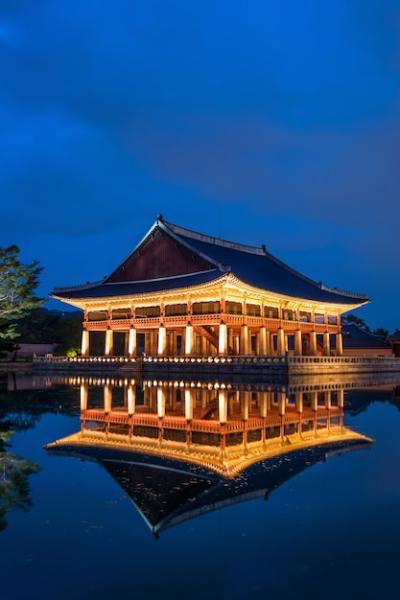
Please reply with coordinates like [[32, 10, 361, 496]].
[[48, 378, 371, 534]]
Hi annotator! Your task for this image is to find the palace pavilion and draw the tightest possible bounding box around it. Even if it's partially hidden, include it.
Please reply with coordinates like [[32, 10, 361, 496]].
[[52, 216, 369, 358]]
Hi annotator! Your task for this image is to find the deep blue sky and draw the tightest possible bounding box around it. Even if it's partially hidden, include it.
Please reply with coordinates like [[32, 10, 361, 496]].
[[1, 1, 399, 329]]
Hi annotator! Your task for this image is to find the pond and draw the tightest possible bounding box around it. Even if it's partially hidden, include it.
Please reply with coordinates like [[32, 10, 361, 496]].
[[1, 372, 400, 599]]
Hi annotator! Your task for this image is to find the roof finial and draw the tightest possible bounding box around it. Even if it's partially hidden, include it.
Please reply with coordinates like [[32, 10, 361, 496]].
[[157, 213, 164, 222]]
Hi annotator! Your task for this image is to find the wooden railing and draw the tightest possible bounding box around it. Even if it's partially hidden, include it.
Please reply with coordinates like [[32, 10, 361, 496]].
[[84, 313, 340, 332]]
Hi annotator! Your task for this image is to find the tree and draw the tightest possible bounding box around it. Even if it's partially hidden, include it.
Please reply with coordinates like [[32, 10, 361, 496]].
[[345, 314, 371, 332], [0, 245, 43, 340], [373, 327, 389, 340]]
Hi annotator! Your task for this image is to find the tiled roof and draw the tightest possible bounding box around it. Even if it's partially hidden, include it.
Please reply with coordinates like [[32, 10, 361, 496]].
[[51, 217, 369, 305], [52, 270, 222, 299], [163, 220, 368, 305]]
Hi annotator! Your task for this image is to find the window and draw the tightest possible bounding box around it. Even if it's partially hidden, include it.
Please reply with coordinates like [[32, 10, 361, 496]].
[[282, 309, 295, 321], [315, 313, 325, 324], [135, 306, 160, 318], [299, 311, 311, 322], [192, 301, 220, 314], [264, 306, 279, 319], [226, 301, 242, 314], [165, 303, 187, 316], [246, 303, 261, 317], [328, 315, 338, 325], [111, 308, 131, 319], [88, 310, 108, 321]]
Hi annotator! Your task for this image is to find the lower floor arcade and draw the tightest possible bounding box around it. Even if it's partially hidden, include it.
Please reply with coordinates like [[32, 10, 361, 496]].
[[81, 323, 344, 359]]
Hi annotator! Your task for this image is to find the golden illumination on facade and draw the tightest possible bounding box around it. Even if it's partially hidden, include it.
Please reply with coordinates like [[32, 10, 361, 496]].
[[48, 379, 371, 478]]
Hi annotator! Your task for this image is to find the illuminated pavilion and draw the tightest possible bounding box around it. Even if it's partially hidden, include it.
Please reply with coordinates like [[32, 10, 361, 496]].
[[52, 216, 369, 358]]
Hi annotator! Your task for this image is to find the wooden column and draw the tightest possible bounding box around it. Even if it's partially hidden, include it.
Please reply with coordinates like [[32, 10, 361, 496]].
[[228, 327, 234, 353], [218, 389, 228, 424], [259, 327, 267, 355], [105, 330, 113, 356], [337, 389, 344, 408], [277, 328, 285, 356], [294, 330, 302, 356], [127, 384, 136, 416], [309, 331, 317, 356], [150, 331, 158, 355], [157, 387, 166, 418], [323, 332, 330, 356], [241, 391, 250, 421], [295, 392, 303, 413], [218, 323, 228, 355], [310, 391, 318, 411], [81, 330, 89, 357], [324, 390, 332, 409], [185, 388, 194, 421], [158, 325, 167, 355], [104, 384, 112, 413], [128, 328, 137, 357], [278, 392, 286, 416], [80, 382, 88, 411], [240, 324, 249, 355], [336, 332, 343, 356], [185, 324, 194, 355], [260, 392, 268, 418]]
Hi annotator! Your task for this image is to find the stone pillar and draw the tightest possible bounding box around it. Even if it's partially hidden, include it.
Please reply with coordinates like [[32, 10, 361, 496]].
[[157, 387, 166, 418], [240, 324, 249, 355], [336, 332, 343, 356], [294, 330, 302, 356], [277, 328, 285, 355], [185, 324, 194, 355], [80, 382, 88, 411], [218, 323, 228, 355], [323, 332, 330, 356], [128, 328, 137, 357], [127, 385, 136, 416], [158, 325, 167, 355], [104, 384, 112, 413], [185, 388, 194, 421], [81, 329, 89, 357], [218, 389, 228, 424], [105, 329, 113, 356], [309, 331, 317, 356]]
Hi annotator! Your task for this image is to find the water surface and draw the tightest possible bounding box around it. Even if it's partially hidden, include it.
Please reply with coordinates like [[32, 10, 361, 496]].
[[1, 373, 400, 600]]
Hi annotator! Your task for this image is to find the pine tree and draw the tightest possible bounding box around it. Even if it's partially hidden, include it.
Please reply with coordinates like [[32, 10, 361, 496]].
[[0, 245, 43, 340]]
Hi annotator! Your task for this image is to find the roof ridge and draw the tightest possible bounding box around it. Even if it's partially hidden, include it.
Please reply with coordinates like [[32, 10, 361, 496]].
[[52, 279, 105, 293], [163, 219, 266, 256], [104, 269, 218, 286]]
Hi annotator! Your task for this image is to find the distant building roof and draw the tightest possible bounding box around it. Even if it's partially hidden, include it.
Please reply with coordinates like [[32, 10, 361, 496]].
[[342, 322, 391, 349], [52, 216, 369, 306]]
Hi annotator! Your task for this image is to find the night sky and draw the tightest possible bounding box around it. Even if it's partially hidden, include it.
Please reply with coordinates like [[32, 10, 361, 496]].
[[1, 1, 399, 329]]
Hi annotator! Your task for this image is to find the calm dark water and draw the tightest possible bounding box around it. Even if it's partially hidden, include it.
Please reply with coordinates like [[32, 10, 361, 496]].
[[1, 374, 400, 600]]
